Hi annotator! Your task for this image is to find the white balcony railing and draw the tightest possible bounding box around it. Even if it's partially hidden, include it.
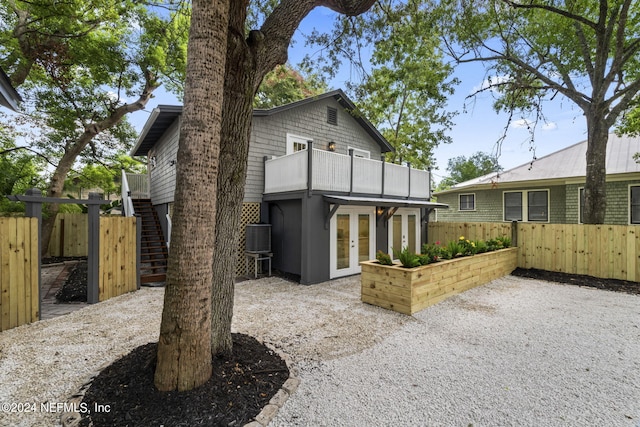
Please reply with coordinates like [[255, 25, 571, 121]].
[[264, 146, 430, 199], [125, 173, 150, 199]]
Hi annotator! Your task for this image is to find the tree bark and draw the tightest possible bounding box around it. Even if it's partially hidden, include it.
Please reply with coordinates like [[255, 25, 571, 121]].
[[582, 108, 610, 224], [154, 0, 229, 392], [209, 0, 378, 354]]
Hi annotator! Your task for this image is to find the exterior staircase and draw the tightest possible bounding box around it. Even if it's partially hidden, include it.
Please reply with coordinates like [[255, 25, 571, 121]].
[[132, 199, 168, 284]]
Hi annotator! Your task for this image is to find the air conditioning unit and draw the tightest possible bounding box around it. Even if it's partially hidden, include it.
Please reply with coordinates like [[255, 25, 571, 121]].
[[245, 224, 271, 253]]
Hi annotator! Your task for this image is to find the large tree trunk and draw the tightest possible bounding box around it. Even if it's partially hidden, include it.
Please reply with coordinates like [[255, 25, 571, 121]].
[[210, 3, 256, 356], [209, 0, 378, 354], [582, 108, 610, 224], [154, 0, 229, 392]]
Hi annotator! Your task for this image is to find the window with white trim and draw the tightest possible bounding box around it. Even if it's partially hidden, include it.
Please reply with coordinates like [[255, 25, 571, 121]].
[[286, 134, 312, 155], [504, 192, 523, 221], [348, 146, 370, 159], [459, 193, 475, 211], [504, 190, 549, 222], [631, 185, 640, 224]]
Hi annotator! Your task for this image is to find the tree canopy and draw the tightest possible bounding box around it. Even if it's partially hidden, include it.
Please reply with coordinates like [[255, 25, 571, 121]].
[[437, 0, 640, 223], [438, 151, 502, 189], [0, 0, 189, 250], [301, 0, 457, 170]]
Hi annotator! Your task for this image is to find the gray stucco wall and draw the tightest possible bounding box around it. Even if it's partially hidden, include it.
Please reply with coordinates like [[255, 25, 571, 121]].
[[245, 97, 385, 202], [149, 118, 179, 206]]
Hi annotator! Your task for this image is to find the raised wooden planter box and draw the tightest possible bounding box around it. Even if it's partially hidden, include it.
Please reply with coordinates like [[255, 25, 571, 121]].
[[360, 247, 519, 315]]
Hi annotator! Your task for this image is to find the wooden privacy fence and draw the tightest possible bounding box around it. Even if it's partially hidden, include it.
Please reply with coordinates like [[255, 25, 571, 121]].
[[0, 217, 39, 331], [517, 223, 640, 282], [428, 222, 640, 282], [47, 213, 88, 257], [99, 217, 138, 301], [0, 215, 138, 332], [428, 222, 513, 244]]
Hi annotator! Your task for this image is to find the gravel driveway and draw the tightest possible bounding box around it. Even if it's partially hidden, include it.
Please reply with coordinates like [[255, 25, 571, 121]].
[[1, 275, 638, 426]]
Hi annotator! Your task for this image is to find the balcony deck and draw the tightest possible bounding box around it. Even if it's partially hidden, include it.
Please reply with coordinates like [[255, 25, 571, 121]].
[[264, 148, 430, 199]]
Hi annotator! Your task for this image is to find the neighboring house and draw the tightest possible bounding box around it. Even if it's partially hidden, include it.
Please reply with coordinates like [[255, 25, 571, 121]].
[[434, 133, 640, 225], [130, 90, 446, 284], [0, 67, 21, 111]]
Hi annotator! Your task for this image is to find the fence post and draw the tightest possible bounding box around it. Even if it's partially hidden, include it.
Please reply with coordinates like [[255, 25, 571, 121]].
[[24, 188, 42, 320], [511, 221, 518, 247], [87, 192, 101, 303]]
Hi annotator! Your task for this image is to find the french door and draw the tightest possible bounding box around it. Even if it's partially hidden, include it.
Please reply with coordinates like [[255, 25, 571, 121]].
[[388, 208, 421, 256], [330, 206, 375, 278]]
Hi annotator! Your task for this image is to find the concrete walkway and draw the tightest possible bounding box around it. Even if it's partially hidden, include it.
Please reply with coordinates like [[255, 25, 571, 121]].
[[40, 262, 87, 320]]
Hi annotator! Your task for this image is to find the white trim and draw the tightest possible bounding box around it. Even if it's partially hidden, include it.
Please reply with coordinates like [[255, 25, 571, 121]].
[[329, 206, 376, 279], [503, 189, 550, 223], [347, 146, 370, 159], [286, 133, 312, 155], [388, 208, 421, 256]]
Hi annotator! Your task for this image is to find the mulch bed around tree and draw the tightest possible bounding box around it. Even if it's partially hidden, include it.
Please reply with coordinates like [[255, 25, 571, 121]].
[[511, 267, 640, 295], [78, 333, 288, 427]]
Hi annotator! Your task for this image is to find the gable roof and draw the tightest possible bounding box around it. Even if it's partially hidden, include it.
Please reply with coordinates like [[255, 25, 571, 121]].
[[131, 89, 394, 156], [0, 67, 21, 111], [436, 133, 640, 195]]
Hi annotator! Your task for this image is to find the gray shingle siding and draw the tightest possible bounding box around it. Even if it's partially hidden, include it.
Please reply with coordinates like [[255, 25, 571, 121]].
[[147, 97, 385, 205], [149, 118, 179, 205], [244, 97, 384, 202]]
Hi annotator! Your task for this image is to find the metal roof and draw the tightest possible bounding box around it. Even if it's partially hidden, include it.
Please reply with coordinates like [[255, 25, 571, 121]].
[[131, 90, 395, 157], [436, 133, 640, 194]]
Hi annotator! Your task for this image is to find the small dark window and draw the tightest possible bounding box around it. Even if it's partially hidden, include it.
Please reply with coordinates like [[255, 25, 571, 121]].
[[327, 106, 338, 125], [504, 192, 523, 221], [631, 186, 640, 224], [459, 194, 475, 211], [528, 190, 548, 221]]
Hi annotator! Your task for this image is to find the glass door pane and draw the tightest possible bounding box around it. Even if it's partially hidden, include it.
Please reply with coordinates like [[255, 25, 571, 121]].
[[358, 214, 370, 262], [392, 215, 402, 253], [408, 214, 416, 253], [336, 214, 350, 269]]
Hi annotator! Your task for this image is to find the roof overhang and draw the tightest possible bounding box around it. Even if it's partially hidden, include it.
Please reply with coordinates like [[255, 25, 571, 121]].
[[324, 195, 448, 209], [0, 67, 21, 112], [130, 105, 183, 156], [323, 195, 448, 229]]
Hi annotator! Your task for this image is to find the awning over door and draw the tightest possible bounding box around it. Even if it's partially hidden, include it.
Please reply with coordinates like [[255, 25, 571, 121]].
[[323, 195, 448, 228]]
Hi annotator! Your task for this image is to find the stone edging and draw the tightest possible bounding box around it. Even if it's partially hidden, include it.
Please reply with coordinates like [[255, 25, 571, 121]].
[[245, 342, 299, 427], [61, 340, 299, 427]]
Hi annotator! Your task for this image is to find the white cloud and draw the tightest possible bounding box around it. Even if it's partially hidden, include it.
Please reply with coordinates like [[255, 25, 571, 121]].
[[542, 122, 557, 131]]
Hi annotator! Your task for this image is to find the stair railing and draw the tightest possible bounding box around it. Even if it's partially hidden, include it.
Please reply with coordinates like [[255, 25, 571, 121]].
[[121, 169, 135, 217]]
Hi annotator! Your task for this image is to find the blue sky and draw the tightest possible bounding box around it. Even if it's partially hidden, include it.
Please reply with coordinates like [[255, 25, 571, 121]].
[[131, 6, 590, 184]]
